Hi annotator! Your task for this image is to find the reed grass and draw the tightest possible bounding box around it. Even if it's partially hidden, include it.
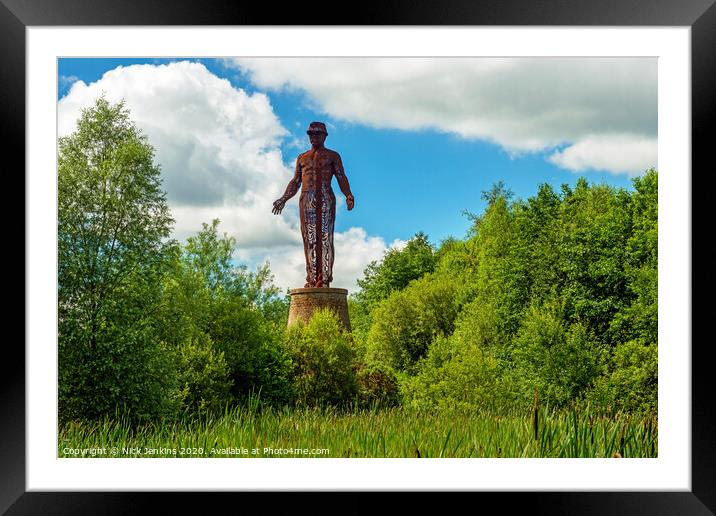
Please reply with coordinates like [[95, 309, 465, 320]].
[[58, 402, 657, 458]]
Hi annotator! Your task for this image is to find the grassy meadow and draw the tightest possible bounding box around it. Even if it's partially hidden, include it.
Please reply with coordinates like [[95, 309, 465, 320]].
[[59, 403, 657, 459]]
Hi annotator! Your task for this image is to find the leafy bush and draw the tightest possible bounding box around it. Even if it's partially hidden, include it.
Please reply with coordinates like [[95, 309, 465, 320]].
[[587, 339, 657, 414], [434, 238, 481, 306], [350, 232, 438, 352], [511, 302, 606, 408], [172, 333, 233, 415], [285, 308, 358, 407], [207, 296, 292, 406], [400, 335, 507, 412], [401, 293, 527, 412], [355, 362, 401, 409], [608, 170, 658, 345], [366, 273, 460, 374], [59, 316, 178, 423]]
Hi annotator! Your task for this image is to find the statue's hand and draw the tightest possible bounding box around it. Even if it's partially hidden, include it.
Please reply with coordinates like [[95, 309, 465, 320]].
[[272, 198, 285, 215], [346, 194, 355, 211]]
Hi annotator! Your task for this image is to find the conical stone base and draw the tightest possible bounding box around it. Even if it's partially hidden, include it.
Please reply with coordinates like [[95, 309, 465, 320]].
[[287, 287, 351, 332]]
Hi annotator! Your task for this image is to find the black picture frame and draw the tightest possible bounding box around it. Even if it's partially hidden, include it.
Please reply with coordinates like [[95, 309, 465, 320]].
[[7, 0, 713, 513]]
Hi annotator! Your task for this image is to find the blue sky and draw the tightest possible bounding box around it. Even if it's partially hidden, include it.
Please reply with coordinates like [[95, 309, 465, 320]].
[[57, 57, 656, 292]]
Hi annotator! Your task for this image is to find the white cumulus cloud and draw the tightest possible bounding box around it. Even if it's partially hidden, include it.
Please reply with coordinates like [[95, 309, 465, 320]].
[[226, 57, 657, 175], [547, 134, 657, 176]]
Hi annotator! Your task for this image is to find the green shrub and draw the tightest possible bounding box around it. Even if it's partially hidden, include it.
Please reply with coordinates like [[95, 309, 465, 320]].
[[366, 273, 460, 374], [172, 333, 233, 415], [355, 362, 401, 409], [58, 317, 178, 424], [285, 309, 358, 407], [400, 332, 525, 413], [511, 302, 606, 408], [207, 297, 292, 406], [587, 339, 657, 414], [449, 299, 504, 354]]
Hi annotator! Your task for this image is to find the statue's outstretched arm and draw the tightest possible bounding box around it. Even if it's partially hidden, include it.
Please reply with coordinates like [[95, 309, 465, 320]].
[[333, 153, 355, 210], [273, 158, 302, 214]]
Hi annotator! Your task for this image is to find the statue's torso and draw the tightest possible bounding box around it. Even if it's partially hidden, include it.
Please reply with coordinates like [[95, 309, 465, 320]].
[[299, 148, 336, 191]]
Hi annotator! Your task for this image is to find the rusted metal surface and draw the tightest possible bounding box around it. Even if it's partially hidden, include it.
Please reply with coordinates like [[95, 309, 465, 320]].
[[272, 122, 354, 288], [287, 287, 351, 331]]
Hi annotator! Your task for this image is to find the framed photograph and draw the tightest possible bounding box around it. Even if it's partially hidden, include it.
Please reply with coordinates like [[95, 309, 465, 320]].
[[11, 0, 712, 513]]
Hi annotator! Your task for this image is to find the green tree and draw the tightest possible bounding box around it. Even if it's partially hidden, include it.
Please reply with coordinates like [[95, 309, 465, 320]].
[[468, 194, 531, 341], [354, 231, 437, 307], [181, 219, 289, 324], [157, 219, 292, 407], [480, 179, 514, 206], [552, 179, 633, 340], [351, 232, 437, 345], [373, 173, 657, 415], [58, 95, 177, 422], [609, 169, 658, 344]]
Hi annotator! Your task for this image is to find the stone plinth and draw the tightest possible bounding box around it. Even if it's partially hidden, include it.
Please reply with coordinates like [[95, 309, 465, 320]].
[[288, 287, 351, 332]]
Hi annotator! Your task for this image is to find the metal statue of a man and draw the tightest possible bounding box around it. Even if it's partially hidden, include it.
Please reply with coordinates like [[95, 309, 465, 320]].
[[272, 121, 355, 288]]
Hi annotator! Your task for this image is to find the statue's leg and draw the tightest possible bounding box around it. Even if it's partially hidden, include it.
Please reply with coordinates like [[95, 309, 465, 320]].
[[315, 186, 334, 288], [324, 189, 336, 287], [300, 191, 317, 287], [315, 182, 325, 288]]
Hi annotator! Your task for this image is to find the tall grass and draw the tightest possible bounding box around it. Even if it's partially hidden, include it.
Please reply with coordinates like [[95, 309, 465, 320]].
[[58, 402, 657, 458]]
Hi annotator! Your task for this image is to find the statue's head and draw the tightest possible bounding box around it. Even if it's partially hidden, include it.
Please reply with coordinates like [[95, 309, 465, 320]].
[[307, 121, 328, 146]]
